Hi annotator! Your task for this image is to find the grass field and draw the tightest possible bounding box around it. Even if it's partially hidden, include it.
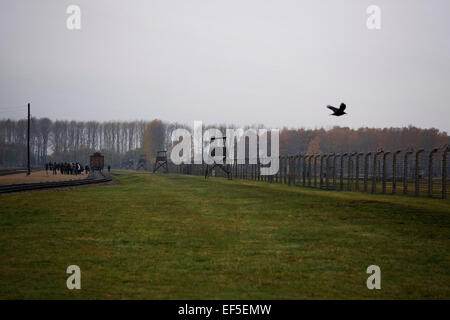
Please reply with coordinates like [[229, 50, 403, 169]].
[[0, 171, 449, 299]]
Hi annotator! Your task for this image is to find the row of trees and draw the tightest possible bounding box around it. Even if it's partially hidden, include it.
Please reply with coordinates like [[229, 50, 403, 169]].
[[0, 117, 448, 168], [0, 118, 148, 167], [282, 126, 449, 156]]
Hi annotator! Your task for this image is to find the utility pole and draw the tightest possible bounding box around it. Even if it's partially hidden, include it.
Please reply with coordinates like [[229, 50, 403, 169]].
[[27, 102, 30, 175]]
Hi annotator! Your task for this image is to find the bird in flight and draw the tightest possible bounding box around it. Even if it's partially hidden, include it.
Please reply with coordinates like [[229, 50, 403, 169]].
[[326, 103, 347, 116]]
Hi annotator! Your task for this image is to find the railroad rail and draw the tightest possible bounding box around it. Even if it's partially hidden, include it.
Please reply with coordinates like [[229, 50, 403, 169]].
[[0, 171, 111, 194], [0, 168, 41, 176]]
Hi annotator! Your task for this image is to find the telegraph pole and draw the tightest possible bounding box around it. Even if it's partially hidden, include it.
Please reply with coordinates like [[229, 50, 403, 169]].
[[27, 102, 30, 175]]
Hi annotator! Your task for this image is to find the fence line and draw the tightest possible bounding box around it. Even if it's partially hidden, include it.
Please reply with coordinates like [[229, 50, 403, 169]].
[[166, 145, 450, 199]]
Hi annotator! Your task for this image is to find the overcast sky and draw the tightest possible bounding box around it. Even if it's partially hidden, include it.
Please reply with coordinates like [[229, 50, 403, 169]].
[[1, 0, 449, 132]]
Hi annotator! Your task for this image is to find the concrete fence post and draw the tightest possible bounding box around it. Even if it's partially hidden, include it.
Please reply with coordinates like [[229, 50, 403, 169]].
[[340, 153, 347, 191], [283, 157, 287, 184], [244, 162, 247, 180], [288, 156, 295, 185], [415, 149, 425, 196], [392, 150, 401, 194], [382, 152, 391, 194], [277, 157, 281, 183], [403, 149, 413, 195], [302, 155, 307, 186], [320, 155, 325, 188], [355, 153, 363, 191], [332, 153, 337, 188], [442, 145, 449, 199], [314, 155, 319, 187], [347, 153, 354, 191], [372, 151, 383, 194], [308, 155, 312, 187], [428, 148, 438, 197], [325, 154, 331, 189], [364, 152, 372, 192], [254, 162, 257, 181], [279, 156, 282, 184]]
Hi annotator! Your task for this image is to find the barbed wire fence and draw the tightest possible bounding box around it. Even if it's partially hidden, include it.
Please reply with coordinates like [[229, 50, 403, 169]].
[[166, 145, 450, 200]]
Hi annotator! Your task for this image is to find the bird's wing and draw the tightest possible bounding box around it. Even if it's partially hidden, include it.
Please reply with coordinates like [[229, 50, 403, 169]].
[[339, 103, 346, 111], [326, 105, 338, 112]]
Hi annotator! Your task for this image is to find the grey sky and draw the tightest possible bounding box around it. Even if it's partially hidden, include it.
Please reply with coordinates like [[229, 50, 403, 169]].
[[1, 0, 449, 132]]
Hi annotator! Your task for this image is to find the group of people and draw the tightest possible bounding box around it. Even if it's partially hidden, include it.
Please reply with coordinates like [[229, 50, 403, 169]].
[[45, 162, 90, 176]]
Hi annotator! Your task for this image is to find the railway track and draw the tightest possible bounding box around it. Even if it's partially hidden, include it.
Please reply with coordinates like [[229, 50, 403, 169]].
[[0, 168, 41, 176], [0, 171, 112, 194]]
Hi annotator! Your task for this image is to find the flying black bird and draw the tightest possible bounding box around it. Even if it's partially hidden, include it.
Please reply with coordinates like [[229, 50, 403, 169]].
[[326, 103, 347, 116]]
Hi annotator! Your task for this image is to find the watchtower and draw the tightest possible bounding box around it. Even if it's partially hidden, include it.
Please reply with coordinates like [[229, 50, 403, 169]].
[[153, 150, 169, 173], [122, 158, 134, 170], [204, 137, 232, 180], [136, 154, 147, 170]]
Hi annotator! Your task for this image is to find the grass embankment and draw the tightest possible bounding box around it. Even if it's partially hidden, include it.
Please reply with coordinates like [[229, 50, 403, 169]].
[[0, 171, 449, 299]]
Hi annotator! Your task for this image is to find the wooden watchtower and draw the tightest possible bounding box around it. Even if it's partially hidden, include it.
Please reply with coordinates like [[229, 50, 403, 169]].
[[204, 137, 232, 180], [136, 154, 147, 170], [153, 150, 169, 173]]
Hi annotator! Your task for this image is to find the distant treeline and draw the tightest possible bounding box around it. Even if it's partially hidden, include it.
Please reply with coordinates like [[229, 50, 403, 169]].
[[0, 118, 148, 167], [0, 118, 448, 168], [279, 126, 449, 156]]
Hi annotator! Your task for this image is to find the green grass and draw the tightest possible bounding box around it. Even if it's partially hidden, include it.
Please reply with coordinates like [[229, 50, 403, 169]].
[[0, 171, 449, 299]]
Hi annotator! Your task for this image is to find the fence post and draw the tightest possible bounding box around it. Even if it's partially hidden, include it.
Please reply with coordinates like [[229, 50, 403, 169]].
[[392, 150, 401, 194], [293, 155, 298, 185], [428, 148, 438, 197], [340, 153, 347, 191], [415, 149, 424, 196], [278, 156, 282, 184], [320, 155, 325, 188], [252, 162, 255, 181], [302, 155, 307, 186], [442, 145, 449, 199], [325, 154, 331, 189], [274, 158, 277, 182], [403, 149, 413, 195], [288, 156, 292, 185], [355, 153, 363, 191], [364, 152, 372, 192], [332, 153, 337, 189], [279, 157, 283, 184], [372, 151, 383, 194], [314, 155, 319, 187], [347, 153, 354, 191], [382, 152, 390, 194], [280, 157, 283, 184], [308, 155, 312, 187], [244, 162, 247, 180]]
